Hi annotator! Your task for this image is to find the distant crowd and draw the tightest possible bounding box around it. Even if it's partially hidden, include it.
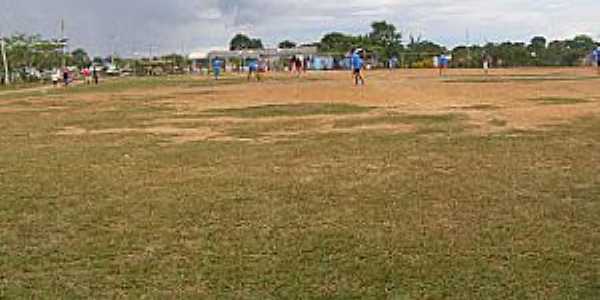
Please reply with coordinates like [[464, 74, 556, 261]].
[[51, 66, 100, 87], [209, 48, 368, 85]]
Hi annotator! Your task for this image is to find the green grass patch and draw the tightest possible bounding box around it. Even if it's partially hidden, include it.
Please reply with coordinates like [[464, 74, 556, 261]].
[[489, 118, 508, 127], [202, 103, 373, 119], [0, 76, 243, 101], [63, 76, 236, 94], [2, 99, 35, 107], [401, 113, 467, 124], [225, 119, 319, 139], [454, 104, 500, 110], [335, 112, 467, 125], [333, 114, 415, 128], [0, 81, 45, 91], [63, 107, 171, 131], [529, 96, 590, 105], [1, 78, 600, 298]]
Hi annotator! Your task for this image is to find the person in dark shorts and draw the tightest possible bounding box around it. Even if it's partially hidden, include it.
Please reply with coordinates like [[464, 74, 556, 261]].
[[594, 48, 600, 75], [289, 56, 297, 73], [248, 59, 260, 81], [51, 69, 60, 87], [294, 57, 303, 77], [351, 49, 365, 85], [62, 68, 69, 86], [212, 57, 223, 80], [92, 66, 99, 84], [303, 56, 310, 72]]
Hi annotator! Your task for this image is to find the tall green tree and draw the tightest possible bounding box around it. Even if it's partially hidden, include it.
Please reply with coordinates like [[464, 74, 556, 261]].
[[528, 36, 547, 65], [249, 38, 264, 49], [315, 21, 598, 68], [405, 36, 446, 67], [530, 36, 547, 50], [368, 21, 402, 59], [278, 40, 297, 49], [230, 34, 263, 50], [93, 56, 104, 65], [451, 45, 485, 68], [71, 48, 90, 68], [162, 53, 189, 70], [1, 33, 79, 82], [230, 34, 252, 50], [319, 32, 361, 53], [568, 35, 595, 51]]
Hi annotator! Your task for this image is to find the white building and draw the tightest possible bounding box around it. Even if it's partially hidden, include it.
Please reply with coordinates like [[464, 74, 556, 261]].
[[189, 47, 318, 72]]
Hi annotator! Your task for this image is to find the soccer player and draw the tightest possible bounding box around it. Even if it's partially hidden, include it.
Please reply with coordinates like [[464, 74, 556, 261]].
[[51, 69, 60, 87], [351, 49, 365, 86], [82, 67, 92, 85], [593, 47, 600, 75], [438, 55, 449, 77], [295, 56, 303, 77], [248, 59, 260, 81], [304, 56, 310, 72], [483, 58, 490, 76], [92, 66, 99, 85], [212, 57, 223, 80], [289, 56, 297, 73], [63, 68, 70, 87]]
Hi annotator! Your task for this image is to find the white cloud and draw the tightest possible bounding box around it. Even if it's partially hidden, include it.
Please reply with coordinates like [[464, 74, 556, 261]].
[[1, 0, 599, 56]]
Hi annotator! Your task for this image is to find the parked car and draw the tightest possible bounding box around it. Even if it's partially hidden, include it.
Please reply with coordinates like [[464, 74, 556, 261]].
[[105, 65, 121, 76], [120, 66, 133, 77], [41, 70, 57, 81]]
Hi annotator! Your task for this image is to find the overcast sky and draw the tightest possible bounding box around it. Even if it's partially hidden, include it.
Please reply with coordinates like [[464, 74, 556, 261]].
[[1, 0, 599, 57]]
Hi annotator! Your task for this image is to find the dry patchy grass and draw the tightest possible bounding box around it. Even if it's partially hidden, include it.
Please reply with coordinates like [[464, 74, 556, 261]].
[[1, 68, 600, 299]]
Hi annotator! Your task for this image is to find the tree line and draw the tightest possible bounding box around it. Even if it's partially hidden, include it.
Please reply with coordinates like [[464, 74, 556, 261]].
[[0, 34, 200, 83], [231, 21, 599, 68], [2, 21, 599, 83], [1, 34, 91, 82], [451, 35, 597, 68]]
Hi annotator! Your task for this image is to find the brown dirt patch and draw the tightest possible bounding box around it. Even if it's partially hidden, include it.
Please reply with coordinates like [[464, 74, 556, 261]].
[[44, 67, 600, 143], [56, 126, 225, 144], [141, 68, 600, 134]]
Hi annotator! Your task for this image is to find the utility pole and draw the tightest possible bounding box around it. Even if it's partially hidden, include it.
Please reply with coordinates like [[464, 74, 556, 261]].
[[466, 28, 471, 67], [148, 44, 154, 59], [1, 34, 9, 85], [61, 18, 66, 68], [110, 34, 118, 65], [147, 44, 159, 60]]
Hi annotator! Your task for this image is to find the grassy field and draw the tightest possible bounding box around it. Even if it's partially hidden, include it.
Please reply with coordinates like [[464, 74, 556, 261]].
[[1, 69, 600, 299]]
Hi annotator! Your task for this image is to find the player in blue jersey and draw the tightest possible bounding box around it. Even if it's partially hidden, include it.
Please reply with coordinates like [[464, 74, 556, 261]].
[[438, 55, 450, 77], [212, 58, 223, 80], [593, 48, 600, 75], [351, 49, 365, 86], [248, 58, 261, 81]]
